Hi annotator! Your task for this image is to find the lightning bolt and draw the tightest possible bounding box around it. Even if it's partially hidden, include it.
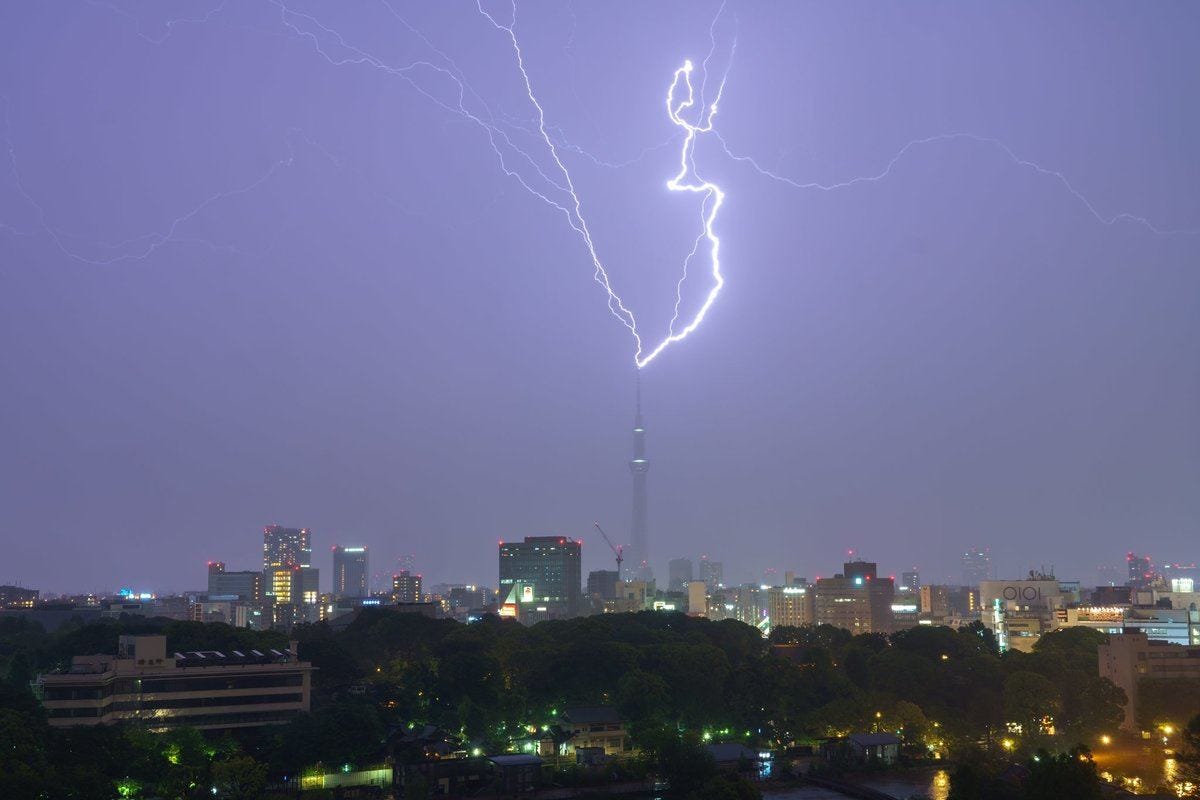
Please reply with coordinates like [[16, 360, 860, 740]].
[[714, 130, 1200, 237], [477, 0, 734, 368], [9, 0, 1193, 376]]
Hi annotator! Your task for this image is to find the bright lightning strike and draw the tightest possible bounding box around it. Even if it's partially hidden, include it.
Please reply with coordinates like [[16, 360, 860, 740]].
[[11, 1, 1193, 370], [477, 1, 733, 369], [715, 130, 1200, 236]]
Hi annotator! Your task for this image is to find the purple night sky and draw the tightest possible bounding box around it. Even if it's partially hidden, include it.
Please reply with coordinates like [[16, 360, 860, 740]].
[[1, 1, 1197, 594]]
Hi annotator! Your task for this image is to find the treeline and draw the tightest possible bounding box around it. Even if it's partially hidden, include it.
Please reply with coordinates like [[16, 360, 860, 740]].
[[0, 610, 1136, 799]]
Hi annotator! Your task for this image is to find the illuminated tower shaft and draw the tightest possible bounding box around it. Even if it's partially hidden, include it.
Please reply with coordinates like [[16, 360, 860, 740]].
[[629, 376, 652, 581]]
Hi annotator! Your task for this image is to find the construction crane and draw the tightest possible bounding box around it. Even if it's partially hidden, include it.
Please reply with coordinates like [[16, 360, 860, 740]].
[[593, 522, 623, 576]]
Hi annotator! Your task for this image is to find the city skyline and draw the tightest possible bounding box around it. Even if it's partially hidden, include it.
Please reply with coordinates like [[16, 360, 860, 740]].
[[2, 2, 1198, 595]]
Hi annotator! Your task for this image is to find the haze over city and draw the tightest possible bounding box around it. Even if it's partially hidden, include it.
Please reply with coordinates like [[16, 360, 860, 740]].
[[1, 1, 1197, 595]]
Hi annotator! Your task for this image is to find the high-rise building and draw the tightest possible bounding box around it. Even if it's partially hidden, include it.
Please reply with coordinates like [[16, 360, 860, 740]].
[[814, 561, 896, 634], [700, 557, 723, 592], [1097, 564, 1121, 587], [0, 585, 38, 608], [266, 565, 319, 627], [392, 571, 423, 604], [962, 547, 991, 586], [1126, 552, 1154, 590], [687, 581, 708, 617], [919, 585, 950, 618], [499, 536, 582, 617], [768, 585, 814, 629], [286, 567, 318, 606], [587, 569, 619, 601], [901, 570, 920, 591], [668, 558, 694, 592], [207, 565, 263, 601], [263, 526, 312, 578], [332, 546, 368, 599], [628, 378, 652, 581]]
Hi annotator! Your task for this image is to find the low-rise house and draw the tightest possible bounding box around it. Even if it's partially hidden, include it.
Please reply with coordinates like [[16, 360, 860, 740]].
[[821, 733, 901, 765], [488, 754, 543, 793], [705, 743, 763, 775], [560, 706, 630, 756]]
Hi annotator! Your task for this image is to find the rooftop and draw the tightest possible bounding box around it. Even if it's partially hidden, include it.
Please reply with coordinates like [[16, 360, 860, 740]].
[[561, 706, 621, 724]]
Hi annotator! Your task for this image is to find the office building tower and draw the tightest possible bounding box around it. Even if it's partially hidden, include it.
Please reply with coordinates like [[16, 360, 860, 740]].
[[668, 558, 694, 592], [687, 581, 708, 617], [919, 585, 950, 618], [0, 586, 38, 608], [628, 378, 652, 581], [901, 570, 920, 591], [498, 536, 582, 617], [207, 566, 263, 601], [962, 547, 991, 586], [1096, 564, 1120, 587], [266, 565, 319, 628], [392, 571, 423, 604], [814, 561, 896, 634], [768, 585, 814, 628], [263, 525, 311, 578], [332, 546, 369, 599], [700, 557, 723, 592], [1126, 552, 1154, 590], [587, 569, 620, 601]]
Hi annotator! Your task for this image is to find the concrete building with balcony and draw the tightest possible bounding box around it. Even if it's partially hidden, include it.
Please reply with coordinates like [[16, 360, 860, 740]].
[[35, 634, 312, 731], [1099, 632, 1200, 732]]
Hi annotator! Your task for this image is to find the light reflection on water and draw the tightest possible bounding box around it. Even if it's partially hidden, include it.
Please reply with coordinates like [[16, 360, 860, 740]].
[[767, 769, 951, 800]]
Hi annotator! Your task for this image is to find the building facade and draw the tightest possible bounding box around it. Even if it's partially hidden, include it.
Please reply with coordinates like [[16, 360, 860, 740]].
[[333, 546, 369, 599], [206, 564, 263, 602], [962, 547, 991, 586], [36, 634, 312, 730], [263, 525, 312, 579], [586, 570, 619, 601], [0, 585, 39, 608], [980, 576, 1074, 652], [392, 571, 423, 604], [668, 558, 694, 592], [498, 536, 581, 617], [1099, 632, 1200, 732], [814, 561, 896, 634], [699, 557, 723, 592], [768, 585, 815, 629]]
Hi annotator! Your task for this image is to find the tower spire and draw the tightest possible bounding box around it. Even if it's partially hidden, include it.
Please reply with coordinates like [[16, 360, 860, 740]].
[[628, 370, 651, 581], [635, 368, 643, 421]]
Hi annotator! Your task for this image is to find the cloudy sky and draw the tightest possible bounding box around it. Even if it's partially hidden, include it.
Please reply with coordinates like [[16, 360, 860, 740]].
[[1, 1, 1197, 593]]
